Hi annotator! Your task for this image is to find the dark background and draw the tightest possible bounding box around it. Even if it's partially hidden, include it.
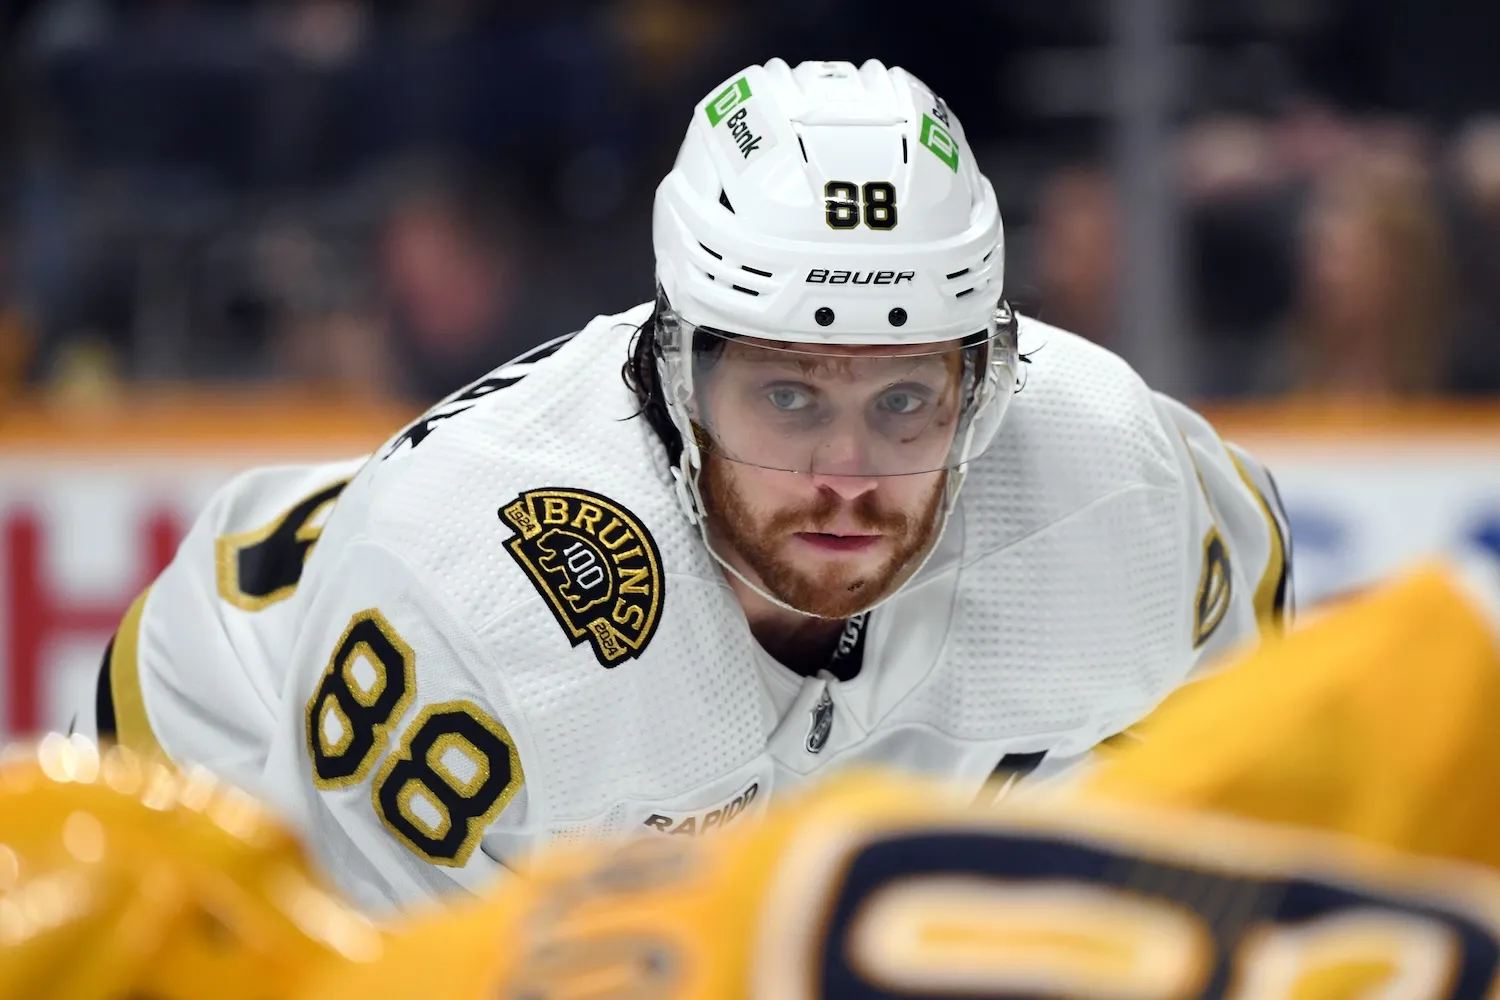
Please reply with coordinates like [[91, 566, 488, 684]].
[[2, 0, 1497, 404]]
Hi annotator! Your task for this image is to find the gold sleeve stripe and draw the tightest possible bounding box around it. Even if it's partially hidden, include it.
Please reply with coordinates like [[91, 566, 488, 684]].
[[109, 587, 168, 760], [1229, 452, 1288, 634]]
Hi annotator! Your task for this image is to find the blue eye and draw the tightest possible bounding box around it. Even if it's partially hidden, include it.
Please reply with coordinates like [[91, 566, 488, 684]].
[[879, 389, 928, 415], [767, 386, 812, 411]]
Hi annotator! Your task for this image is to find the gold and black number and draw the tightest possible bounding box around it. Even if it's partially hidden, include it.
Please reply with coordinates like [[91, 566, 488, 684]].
[[373, 700, 523, 867], [825, 180, 860, 229], [861, 181, 898, 229], [306, 609, 416, 789], [216, 480, 348, 611], [824, 180, 900, 231], [1193, 526, 1232, 648]]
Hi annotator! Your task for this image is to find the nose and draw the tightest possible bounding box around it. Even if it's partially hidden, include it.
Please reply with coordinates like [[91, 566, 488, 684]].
[[807, 430, 880, 500], [809, 471, 880, 501]]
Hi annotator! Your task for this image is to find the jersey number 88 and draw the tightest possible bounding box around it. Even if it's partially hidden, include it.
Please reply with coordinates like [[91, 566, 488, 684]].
[[306, 609, 522, 867]]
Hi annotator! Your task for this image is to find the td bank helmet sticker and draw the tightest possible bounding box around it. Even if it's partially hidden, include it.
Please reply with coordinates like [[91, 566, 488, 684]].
[[702, 75, 776, 172], [918, 112, 959, 173], [500, 488, 665, 667]]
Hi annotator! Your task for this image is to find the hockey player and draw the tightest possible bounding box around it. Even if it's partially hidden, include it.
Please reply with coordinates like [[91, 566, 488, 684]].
[[85, 59, 1291, 911]]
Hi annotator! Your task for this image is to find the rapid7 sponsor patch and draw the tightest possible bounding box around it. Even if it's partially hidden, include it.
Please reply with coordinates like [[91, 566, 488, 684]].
[[642, 782, 761, 837]]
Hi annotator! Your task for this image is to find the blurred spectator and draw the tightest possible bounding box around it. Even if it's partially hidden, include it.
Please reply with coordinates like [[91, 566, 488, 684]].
[[1282, 159, 1455, 400], [1034, 165, 1116, 346], [1446, 119, 1500, 396], [268, 163, 529, 404], [261, 217, 385, 397], [375, 172, 522, 402], [1179, 116, 1301, 398]]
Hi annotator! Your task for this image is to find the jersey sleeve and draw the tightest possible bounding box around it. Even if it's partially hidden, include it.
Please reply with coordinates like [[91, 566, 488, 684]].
[[101, 460, 364, 795], [1153, 393, 1293, 671], [263, 535, 533, 913]]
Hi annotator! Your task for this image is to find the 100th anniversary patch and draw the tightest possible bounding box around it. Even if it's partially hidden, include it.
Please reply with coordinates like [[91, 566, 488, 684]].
[[499, 488, 664, 667]]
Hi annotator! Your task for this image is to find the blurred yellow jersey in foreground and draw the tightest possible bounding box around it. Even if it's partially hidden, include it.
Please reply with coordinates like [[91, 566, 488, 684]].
[[0, 736, 379, 1000], [306, 553, 1500, 1000], [6, 553, 1500, 999]]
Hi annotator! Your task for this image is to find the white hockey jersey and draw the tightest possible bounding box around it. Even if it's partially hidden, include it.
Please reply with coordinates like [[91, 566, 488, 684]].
[[92, 304, 1291, 912]]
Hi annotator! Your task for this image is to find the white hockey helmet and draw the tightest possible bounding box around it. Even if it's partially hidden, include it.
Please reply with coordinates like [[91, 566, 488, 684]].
[[650, 59, 1018, 613]]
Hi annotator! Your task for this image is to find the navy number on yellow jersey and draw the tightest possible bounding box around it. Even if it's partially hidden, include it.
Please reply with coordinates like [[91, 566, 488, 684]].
[[307, 609, 416, 788], [799, 825, 1500, 999], [215, 480, 348, 611], [373, 700, 523, 867]]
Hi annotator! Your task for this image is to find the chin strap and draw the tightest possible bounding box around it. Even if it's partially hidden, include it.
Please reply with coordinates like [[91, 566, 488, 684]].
[[674, 446, 825, 618]]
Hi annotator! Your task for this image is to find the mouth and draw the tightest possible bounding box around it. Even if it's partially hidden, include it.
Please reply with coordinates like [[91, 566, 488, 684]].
[[792, 531, 883, 553]]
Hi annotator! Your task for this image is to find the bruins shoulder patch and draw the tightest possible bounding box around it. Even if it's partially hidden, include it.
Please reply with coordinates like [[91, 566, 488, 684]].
[[499, 488, 665, 667]]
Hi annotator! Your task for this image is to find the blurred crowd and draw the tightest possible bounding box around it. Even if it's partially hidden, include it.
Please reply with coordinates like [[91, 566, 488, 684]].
[[0, 0, 1498, 406]]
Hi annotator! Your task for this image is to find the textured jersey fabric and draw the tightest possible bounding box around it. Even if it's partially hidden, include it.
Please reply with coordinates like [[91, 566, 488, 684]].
[[105, 304, 1290, 911]]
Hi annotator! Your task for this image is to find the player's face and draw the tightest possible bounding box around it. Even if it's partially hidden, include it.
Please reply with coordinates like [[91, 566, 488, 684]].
[[694, 337, 960, 618]]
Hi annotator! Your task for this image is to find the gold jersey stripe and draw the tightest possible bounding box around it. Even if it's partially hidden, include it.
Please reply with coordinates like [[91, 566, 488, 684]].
[[109, 587, 168, 760], [1229, 451, 1287, 634]]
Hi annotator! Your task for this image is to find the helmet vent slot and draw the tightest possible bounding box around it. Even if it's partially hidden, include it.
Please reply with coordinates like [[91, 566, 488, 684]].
[[901, 136, 908, 163], [698, 243, 723, 260], [730, 284, 760, 297], [946, 267, 970, 280], [955, 287, 975, 298], [741, 265, 772, 278], [719, 189, 735, 213], [797, 135, 809, 163]]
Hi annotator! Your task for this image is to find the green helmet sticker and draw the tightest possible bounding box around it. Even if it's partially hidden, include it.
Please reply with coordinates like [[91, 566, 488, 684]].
[[705, 77, 753, 127], [919, 113, 959, 172]]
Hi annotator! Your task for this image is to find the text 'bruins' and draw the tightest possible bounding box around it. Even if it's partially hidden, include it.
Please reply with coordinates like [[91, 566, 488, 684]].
[[500, 488, 665, 667]]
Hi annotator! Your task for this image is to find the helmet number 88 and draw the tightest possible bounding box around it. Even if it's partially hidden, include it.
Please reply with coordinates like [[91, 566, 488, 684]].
[[825, 181, 898, 231]]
